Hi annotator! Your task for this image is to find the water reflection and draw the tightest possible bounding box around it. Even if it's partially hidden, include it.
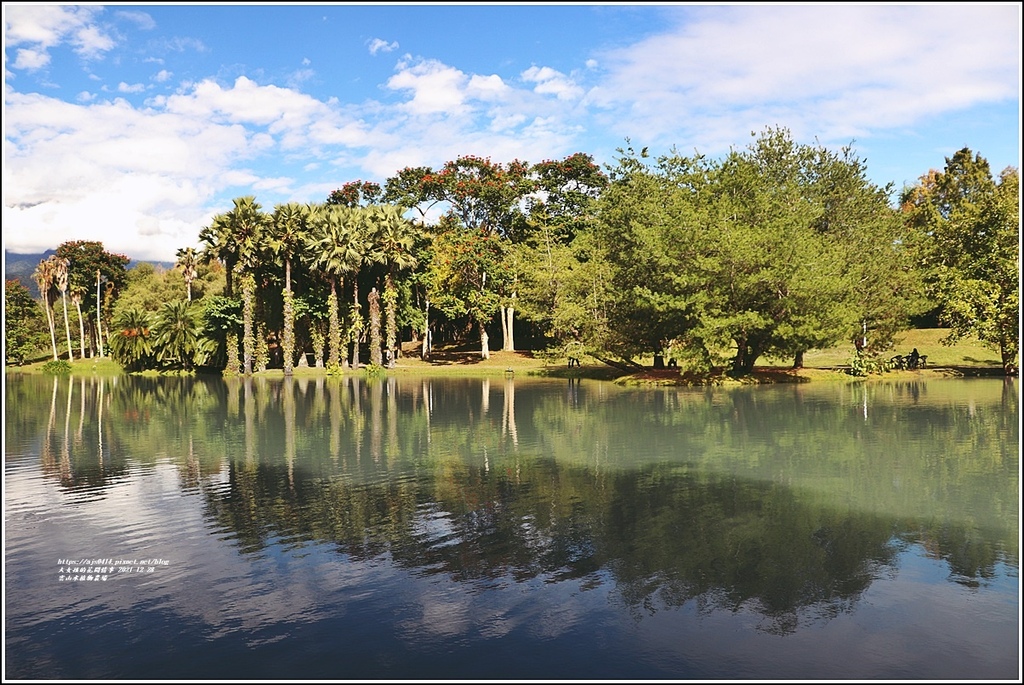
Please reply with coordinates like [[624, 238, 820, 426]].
[[4, 373, 1018, 678]]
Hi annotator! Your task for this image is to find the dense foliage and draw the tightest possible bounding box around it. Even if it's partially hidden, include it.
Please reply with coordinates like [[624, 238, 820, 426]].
[[5, 129, 1018, 376]]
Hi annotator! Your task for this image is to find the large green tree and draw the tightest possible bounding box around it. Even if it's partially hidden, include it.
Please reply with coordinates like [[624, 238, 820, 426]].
[[427, 218, 509, 359], [590, 129, 912, 375], [519, 153, 609, 352], [902, 148, 1020, 375], [54, 241, 130, 358], [385, 155, 535, 352], [4, 279, 48, 365]]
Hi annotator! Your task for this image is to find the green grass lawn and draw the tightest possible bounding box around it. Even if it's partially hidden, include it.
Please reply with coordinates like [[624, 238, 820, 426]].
[[762, 328, 1003, 369], [6, 328, 1008, 379]]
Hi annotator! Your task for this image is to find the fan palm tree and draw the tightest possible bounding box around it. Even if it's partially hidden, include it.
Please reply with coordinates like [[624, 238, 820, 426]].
[[226, 196, 270, 376], [108, 305, 154, 372], [175, 247, 200, 301], [311, 204, 367, 369], [32, 257, 59, 361], [52, 256, 74, 360], [199, 213, 236, 296], [199, 212, 240, 372], [269, 202, 311, 375], [152, 299, 213, 372], [203, 196, 268, 375], [368, 205, 420, 365]]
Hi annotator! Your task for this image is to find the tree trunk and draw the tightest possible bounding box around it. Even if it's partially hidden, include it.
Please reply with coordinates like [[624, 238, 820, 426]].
[[384, 270, 398, 361], [500, 306, 509, 351], [502, 300, 516, 352], [328, 280, 341, 370], [793, 350, 804, 369], [1002, 345, 1018, 376], [369, 287, 382, 367], [479, 317, 490, 359], [95, 270, 104, 359], [421, 299, 431, 360], [74, 301, 86, 358], [45, 299, 58, 361], [283, 259, 294, 376], [61, 294, 74, 360], [350, 280, 361, 369], [241, 275, 254, 375]]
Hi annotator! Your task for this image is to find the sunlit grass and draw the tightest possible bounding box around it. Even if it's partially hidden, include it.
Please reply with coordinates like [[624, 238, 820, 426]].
[[5, 328, 1007, 379], [762, 328, 1002, 369]]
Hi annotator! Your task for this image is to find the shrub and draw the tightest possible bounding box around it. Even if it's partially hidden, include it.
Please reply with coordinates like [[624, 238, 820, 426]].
[[42, 359, 72, 375]]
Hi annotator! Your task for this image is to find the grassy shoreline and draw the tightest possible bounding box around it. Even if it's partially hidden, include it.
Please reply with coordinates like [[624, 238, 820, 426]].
[[6, 329, 1011, 385]]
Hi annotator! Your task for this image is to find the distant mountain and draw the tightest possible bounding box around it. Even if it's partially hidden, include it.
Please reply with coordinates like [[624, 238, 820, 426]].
[[3, 250, 55, 296], [4, 249, 174, 298]]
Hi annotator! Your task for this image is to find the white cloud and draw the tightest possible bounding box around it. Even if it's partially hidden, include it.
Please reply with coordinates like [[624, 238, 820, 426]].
[[4, 5, 116, 63], [114, 10, 156, 31], [12, 48, 50, 71], [588, 4, 1020, 153], [368, 38, 399, 56], [521, 66, 584, 101], [387, 57, 472, 116], [72, 23, 117, 60], [6, 4, 1015, 264], [117, 82, 147, 94]]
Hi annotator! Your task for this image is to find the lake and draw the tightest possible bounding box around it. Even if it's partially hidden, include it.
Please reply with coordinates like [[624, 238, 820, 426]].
[[4, 373, 1019, 680]]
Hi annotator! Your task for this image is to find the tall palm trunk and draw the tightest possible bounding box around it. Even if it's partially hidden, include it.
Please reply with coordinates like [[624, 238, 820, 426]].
[[384, 269, 398, 362], [241, 272, 255, 375], [45, 297, 58, 361], [60, 292, 74, 361], [350, 279, 361, 369], [73, 296, 86, 358], [328, 279, 342, 370], [369, 287, 382, 367], [96, 269, 104, 358], [283, 258, 294, 376]]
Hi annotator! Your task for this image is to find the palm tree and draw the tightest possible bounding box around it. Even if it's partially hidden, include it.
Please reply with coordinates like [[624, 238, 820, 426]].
[[199, 213, 240, 373], [108, 305, 154, 372], [203, 196, 268, 375], [53, 256, 74, 360], [70, 284, 87, 359], [199, 213, 237, 297], [33, 257, 59, 361], [368, 205, 420, 365], [312, 204, 370, 369], [175, 247, 199, 301], [269, 202, 311, 375], [152, 299, 213, 372]]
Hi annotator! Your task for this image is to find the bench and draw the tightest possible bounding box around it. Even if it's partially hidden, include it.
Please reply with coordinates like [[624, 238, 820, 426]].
[[890, 354, 927, 370]]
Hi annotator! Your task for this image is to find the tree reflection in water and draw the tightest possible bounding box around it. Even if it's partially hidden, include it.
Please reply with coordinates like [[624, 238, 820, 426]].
[[10, 373, 1017, 635]]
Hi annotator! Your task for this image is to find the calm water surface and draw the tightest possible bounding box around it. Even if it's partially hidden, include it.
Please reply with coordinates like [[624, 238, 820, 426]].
[[4, 373, 1019, 680]]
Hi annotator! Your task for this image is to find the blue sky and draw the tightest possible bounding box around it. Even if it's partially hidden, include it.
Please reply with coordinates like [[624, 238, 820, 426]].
[[3, 3, 1020, 262]]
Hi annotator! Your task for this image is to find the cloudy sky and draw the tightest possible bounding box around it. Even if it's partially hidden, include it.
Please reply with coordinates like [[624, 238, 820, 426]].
[[3, 3, 1020, 263]]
